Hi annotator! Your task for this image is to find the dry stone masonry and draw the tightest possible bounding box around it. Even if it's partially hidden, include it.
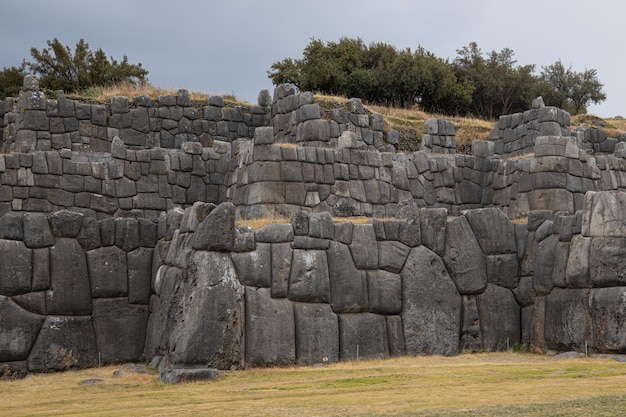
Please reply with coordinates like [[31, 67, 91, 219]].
[[2, 75, 626, 376]]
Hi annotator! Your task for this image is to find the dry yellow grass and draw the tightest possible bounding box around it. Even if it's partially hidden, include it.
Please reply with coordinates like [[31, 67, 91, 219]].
[[313, 94, 493, 150], [68, 81, 249, 107], [2, 353, 626, 416], [235, 217, 291, 230], [236, 216, 390, 230]]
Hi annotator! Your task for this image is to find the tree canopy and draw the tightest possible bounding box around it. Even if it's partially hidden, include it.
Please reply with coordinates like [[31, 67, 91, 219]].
[[0, 38, 148, 99], [268, 38, 606, 118]]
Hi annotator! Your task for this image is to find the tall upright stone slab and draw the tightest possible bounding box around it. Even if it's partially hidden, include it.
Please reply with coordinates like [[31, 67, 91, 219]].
[[443, 216, 487, 294], [401, 245, 461, 356], [294, 302, 339, 365], [0, 239, 32, 296], [327, 241, 368, 313], [477, 284, 520, 351], [166, 251, 245, 369], [46, 238, 91, 315], [245, 287, 295, 365], [590, 287, 626, 352]]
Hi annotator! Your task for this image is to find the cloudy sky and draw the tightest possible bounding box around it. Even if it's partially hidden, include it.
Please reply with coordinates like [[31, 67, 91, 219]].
[[1, 0, 623, 117]]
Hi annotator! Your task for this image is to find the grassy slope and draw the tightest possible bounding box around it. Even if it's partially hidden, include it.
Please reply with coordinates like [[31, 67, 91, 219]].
[[2, 353, 626, 416]]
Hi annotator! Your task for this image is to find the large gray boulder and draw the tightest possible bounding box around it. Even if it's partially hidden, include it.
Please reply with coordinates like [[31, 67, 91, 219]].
[[0, 239, 32, 296], [127, 247, 153, 305], [86, 246, 128, 298], [584, 191, 626, 237], [294, 302, 339, 365], [245, 287, 295, 365], [166, 251, 245, 369], [46, 238, 91, 315], [338, 313, 389, 360], [443, 216, 487, 294], [349, 224, 378, 269], [367, 270, 402, 315], [419, 208, 447, 256], [48, 210, 84, 238], [485, 254, 519, 289], [565, 235, 591, 288], [23, 212, 54, 248], [91, 298, 149, 363], [231, 243, 271, 288], [327, 241, 368, 313], [589, 238, 626, 286], [590, 287, 626, 352], [401, 245, 462, 356], [0, 295, 45, 362], [378, 241, 410, 273], [192, 202, 235, 252], [28, 316, 98, 371], [544, 288, 589, 351], [288, 249, 330, 303], [463, 208, 517, 255], [477, 284, 520, 351]]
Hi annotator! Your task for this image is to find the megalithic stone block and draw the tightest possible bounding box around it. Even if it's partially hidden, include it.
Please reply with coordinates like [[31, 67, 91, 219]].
[[294, 302, 338, 365], [401, 245, 462, 356], [245, 287, 295, 365], [0, 295, 45, 362], [443, 216, 487, 295], [192, 202, 235, 252]]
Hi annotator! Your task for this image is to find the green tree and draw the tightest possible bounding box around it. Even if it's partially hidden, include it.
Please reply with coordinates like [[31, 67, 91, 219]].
[[537, 60, 606, 114], [0, 61, 27, 99], [453, 42, 537, 118], [28, 38, 148, 93]]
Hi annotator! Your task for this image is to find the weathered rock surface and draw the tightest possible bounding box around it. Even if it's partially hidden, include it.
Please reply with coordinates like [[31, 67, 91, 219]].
[[590, 287, 626, 352], [544, 288, 589, 351], [288, 249, 330, 303], [477, 284, 520, 351], [327, 241, 368, 313], [245, 287, 295, 365], [294, 302, 339, 365], [338, 313, 389, 360], [443, 216, 487, 294], [28, 316, 97, 371], [401, 245, 461, 356], [165, 251, 244, 369]]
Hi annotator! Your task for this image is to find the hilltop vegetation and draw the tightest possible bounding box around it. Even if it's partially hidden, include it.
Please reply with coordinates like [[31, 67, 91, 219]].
[[268, 38, 607, 118]]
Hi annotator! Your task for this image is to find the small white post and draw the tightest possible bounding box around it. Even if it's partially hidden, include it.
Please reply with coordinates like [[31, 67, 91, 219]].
[[356, 344, 360, 361]]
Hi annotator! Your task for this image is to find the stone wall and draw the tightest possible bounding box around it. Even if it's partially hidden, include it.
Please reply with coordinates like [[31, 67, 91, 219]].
[[4, 75, 626, 374], [0, 139, 231, 221], [1, 76, 270, 154], [421, 118, 456, 154], [489, 106, 571, 157], [144, 202, 524, 368], [0, 209, 155, 371]]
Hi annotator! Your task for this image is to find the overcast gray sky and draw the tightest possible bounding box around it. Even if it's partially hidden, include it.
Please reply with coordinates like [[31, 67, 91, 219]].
[[1, 0, 623, 117]]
